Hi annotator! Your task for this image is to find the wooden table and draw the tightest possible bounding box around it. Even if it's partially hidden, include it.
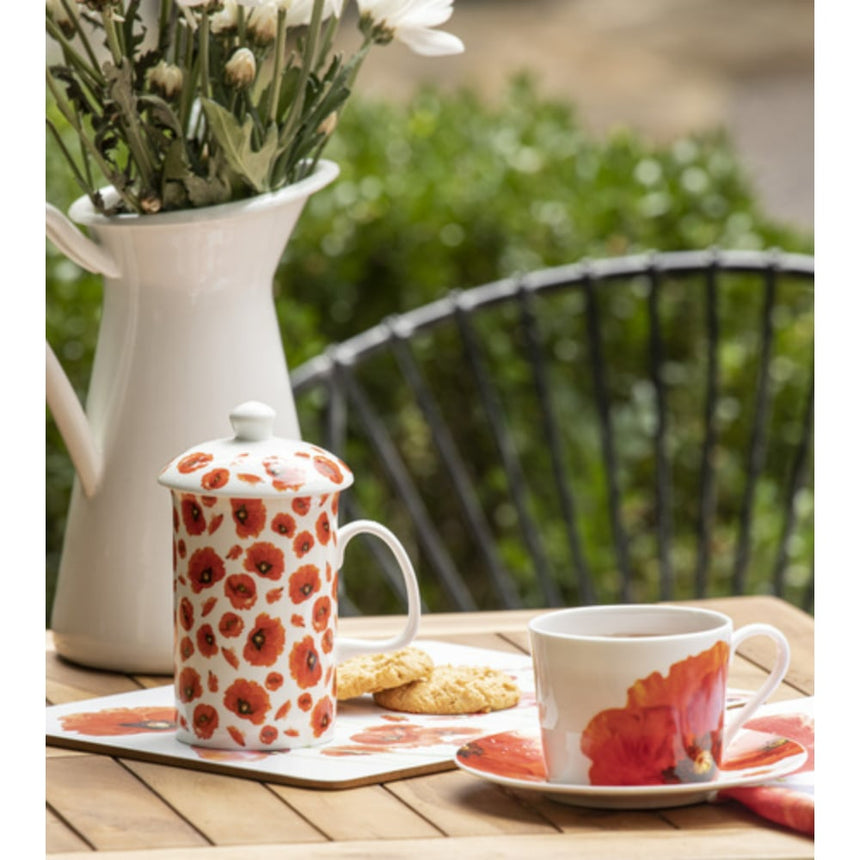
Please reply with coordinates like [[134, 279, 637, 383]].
[[46, 595, 814, 859]]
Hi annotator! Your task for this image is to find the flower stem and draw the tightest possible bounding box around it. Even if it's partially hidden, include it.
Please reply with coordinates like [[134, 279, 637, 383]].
[[199, 9, 210, 101], [267, 8, 287, 126]]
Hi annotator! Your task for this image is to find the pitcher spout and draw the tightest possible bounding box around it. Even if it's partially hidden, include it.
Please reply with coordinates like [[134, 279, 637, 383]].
[[46, 342, 102, 498]]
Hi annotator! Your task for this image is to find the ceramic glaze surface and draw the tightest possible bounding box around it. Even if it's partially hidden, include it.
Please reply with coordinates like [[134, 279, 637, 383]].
[[171, 489, 343, 749], [46, 163, 339, 674], [161, 401, 422, 750], [528, 605, 790, 787]]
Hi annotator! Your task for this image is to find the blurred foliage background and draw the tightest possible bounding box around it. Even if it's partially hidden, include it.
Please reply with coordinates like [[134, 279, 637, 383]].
[[46, 76, 813, 622]]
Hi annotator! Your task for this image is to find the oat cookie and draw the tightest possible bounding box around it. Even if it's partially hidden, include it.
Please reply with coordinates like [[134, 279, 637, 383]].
[[336, 646, 434, 701], [373, 664, 521, 714]]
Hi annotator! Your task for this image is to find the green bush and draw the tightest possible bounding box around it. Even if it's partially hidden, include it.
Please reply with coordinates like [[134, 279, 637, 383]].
[[46, 75, 812, 621]]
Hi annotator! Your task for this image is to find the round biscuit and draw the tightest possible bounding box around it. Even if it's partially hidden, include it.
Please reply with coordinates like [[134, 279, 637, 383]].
[[336, 647, 434, 701], [372, 664, 521, 714]]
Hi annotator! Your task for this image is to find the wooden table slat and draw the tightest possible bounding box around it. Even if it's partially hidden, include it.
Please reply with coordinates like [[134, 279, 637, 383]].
[[269, 782, 443, 841], [45, 826, 815, 860], [122, 760, 328, 846], [47, 755, 209, 852]]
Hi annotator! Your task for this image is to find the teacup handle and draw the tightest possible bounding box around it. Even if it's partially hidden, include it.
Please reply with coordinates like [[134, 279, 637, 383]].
[[723, 623, 791, 748], [333, 520, 421, 662]]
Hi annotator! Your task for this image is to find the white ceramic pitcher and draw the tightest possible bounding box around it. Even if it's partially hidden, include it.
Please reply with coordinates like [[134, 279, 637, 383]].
[[46, 160, 339, 673]]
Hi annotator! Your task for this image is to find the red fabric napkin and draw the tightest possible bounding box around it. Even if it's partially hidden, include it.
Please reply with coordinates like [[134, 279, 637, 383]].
[[717, 698, 815, 836]]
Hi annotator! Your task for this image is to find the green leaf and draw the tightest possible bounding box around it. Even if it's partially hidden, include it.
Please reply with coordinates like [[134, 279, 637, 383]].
[[200, 99, 280, 193]]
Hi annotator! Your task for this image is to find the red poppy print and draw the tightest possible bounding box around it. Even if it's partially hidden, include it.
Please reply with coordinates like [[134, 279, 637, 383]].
[[243, 542, 285, 580], [456, 732, 547, 782], [311, 698, 335, 738], [201, 496, 218, 507], [243, 613, 286, 667], [271, 513, 296, 538], [289, 636, 322, 689], [207, 513, 224, 535], [312, 596, 332, 633], [225, 574, 257, 610], [201, 468, 230, 491], [181, 495, 206, 535], [293, 531, 315, 558], [321, 628, 334, 654], [315, 512, 331, 545], [228, 726, 246, 746], [238, 473, 263, 485], [179, 636, 194, 661], [266, 672, 284, 691], [580, 641, 729, 786], [292, 497, 312, 517], [291, 613, 305, 627], [222, 647, 240, 669], [720, 737, 806, 772], [179, 597, 194, 631], [187, 547, 226, 593], [313, 455, 345, 484], [177, 539, 186, 559], [178, 667, 203, 703], [196, 624, 218, 658], [275, 701, 291, 720], [260, 725, 279, 745], [224, 679, 271, 725], [289, 565, 321, 603], [266, 587, 284, 604], [227, 544, 243, 560], [340, 724, 483, 751], [202, 596, 217, 617], [218, 612, 244, 638], [231, 498, 267, 538], [59, 707, 177, 737], [735, 712, 815, 772], [178, 452, 213, 474], [192, 704, 219, 740], [298, 692, 313, 711], [208, 671, 219, 692]]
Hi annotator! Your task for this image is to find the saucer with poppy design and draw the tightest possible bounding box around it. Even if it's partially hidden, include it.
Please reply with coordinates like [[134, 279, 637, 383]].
[[454, 728, 807, 809]]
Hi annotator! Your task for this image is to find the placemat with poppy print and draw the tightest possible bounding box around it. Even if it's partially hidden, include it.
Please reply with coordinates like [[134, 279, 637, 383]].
[[46, 640, 540, 789]]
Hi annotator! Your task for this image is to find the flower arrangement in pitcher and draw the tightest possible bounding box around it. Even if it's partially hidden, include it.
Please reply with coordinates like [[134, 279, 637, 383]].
[[46, 1, 464, 215]]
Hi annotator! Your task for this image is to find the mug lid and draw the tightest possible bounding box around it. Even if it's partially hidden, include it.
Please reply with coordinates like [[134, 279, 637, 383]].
[[157, 401, 353, 498]]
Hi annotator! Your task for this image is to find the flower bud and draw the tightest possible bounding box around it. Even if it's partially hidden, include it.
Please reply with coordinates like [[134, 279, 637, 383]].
[[148, 60, 184, 100], [140, 191, 162, 215], [247, 4, 279, 44], [210, 0, 239, 34], [225, 48, 257, 90], [47, 0, 78, 37]]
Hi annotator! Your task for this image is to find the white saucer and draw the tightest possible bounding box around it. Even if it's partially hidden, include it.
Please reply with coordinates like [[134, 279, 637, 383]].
[[454, 728, 807, 809]]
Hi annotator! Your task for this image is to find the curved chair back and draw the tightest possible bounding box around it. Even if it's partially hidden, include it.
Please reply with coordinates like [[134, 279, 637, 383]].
[[292, 250, 814, 616]]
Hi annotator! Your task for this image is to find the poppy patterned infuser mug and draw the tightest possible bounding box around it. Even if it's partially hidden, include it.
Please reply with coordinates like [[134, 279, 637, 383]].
[[158, 401, 421, 750]]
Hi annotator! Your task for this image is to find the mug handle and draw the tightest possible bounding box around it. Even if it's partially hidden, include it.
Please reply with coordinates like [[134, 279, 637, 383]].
[[333, 520, 422, 662], [723, 623, 791, 749]]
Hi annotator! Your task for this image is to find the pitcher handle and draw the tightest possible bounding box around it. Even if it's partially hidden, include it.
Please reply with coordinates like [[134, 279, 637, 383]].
[[334, 520, 421, 662], [46, 342, 101, 498], [46, 202, 120, 277], [46, 201, 111, 498]]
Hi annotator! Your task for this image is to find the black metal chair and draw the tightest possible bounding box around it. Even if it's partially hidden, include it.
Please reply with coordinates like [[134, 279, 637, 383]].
[[291, 249, 814, 617]]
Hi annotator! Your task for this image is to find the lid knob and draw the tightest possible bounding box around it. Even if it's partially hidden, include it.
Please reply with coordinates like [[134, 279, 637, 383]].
[[230, 401, 276, 442]]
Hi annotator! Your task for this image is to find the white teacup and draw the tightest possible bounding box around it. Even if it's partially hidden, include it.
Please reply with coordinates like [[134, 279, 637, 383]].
[[528, 604, 790, 786]]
